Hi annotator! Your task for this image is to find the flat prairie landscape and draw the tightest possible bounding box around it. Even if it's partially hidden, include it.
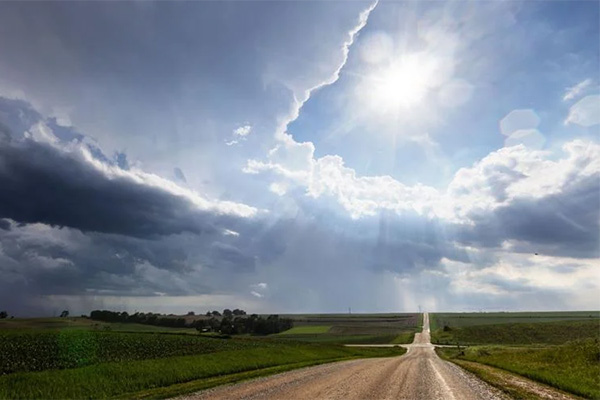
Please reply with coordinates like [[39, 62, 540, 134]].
[[1, 1, 599, 399], [1, 311, 598, 399]]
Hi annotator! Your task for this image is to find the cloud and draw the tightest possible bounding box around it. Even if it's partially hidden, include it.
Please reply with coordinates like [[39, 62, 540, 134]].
[[565, 95, 600, 127], [234, 125, 252, 137], [249, 283, 268, 299], [0, 139, 256, 237], [0, 99, 257, 238], [223, 229, 240, 237], [563, 78, 593, 102], [246, 135, 599, 226], [455, 174, 599, 259], [225, 125, 253, 146], [0, 3, 598, 317]]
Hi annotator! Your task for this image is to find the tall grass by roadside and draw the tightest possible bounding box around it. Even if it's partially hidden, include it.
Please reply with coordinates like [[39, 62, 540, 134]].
[[0, 344, 404, 399], [439, 339, 600, 399]]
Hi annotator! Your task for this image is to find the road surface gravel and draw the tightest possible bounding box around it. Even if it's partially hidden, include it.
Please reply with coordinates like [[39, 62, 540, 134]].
[[180, 313, 509, 399]]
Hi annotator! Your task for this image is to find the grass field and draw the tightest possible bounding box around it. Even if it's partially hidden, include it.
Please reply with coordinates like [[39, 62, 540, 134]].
[[277, 325, 331, 335], [0, 323, 405, 399], [0, 316, 407, 399], [0, 317, 197, 333], [438, 339, 600, 399], [275, 313, 419, 344], [430, 311, 599, 331], [432, 319, 600, 345], [0, 330, 284, 374], [0, 341, 404, 399], [432, 311, 600, 398]]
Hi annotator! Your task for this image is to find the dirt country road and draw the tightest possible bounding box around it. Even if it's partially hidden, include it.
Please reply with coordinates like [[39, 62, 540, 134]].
[[184, 313, 509, 400]]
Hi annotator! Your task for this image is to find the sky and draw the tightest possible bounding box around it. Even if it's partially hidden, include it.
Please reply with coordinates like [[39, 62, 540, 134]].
[[0, 1, 598, 316]]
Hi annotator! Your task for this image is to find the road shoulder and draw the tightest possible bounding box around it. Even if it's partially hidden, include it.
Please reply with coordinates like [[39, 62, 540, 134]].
[[438, 353, 582, 400]]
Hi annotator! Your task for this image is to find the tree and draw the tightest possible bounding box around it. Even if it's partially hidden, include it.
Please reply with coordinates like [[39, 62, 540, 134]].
[[0, 311, 7, 319], [223, 309, 233, 318], [211, 310, 221, 317], [60, 310, 69, 318], [187, 311, 195, 316]]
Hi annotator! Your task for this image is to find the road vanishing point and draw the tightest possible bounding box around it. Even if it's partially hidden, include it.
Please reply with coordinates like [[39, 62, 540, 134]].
[[183, 313, 509, 400]]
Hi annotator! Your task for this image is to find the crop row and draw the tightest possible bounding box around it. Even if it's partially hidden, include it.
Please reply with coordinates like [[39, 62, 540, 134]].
[[0, 331, 279, 374]]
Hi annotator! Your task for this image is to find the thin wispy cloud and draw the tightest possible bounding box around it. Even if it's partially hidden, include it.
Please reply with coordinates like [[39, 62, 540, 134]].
[[563, 78, 593, 102]]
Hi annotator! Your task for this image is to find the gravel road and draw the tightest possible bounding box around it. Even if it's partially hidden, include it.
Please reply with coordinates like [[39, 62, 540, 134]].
[[181, 313, 509, 400], [181, 314, 507, 400]]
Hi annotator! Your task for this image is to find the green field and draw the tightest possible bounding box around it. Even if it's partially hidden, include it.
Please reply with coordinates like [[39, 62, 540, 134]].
[[0, 339, 404, 399], [0, 330, 284, 374], [275, 313, 419, 344], [0, 317, 406, 399], [432, 319, 600, 345], [277, 325, 331, 335], [0, 317, 197, 334], [431, 312, 600, 398], [430, 311, 599, 331], [438, 339, 600, 399]]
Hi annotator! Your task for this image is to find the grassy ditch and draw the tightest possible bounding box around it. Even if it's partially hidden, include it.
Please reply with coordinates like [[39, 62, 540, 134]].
[[438, 339, 599, 399]]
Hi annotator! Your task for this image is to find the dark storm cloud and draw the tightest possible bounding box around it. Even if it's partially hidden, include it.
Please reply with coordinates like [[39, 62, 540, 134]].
[[209, 242, 256, 271], [0, 223, 247, 315], [0, 97, 43, 139], [455, 174, 600, 258], [0, 138, 236, 237]]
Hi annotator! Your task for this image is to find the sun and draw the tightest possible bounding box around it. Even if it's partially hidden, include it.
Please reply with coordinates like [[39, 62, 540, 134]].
[[363, 53, 436, 112]]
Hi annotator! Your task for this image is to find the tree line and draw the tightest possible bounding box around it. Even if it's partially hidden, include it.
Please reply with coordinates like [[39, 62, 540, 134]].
[[90, 310, 188, 328], [89, 309, 293, 335]]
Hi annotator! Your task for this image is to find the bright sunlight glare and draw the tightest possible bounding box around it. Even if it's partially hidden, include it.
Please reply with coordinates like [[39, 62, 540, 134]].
[[363, 53, 438, 113]]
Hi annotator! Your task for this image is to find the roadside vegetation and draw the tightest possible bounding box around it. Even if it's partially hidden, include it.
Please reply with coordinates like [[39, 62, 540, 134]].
[[438, 339, 600, 399], [432, 312, 600, 399]]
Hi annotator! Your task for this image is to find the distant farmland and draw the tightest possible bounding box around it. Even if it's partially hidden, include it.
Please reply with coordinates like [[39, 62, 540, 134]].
[[430, 311, 599, 330], [275, 313, 420, 344]]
